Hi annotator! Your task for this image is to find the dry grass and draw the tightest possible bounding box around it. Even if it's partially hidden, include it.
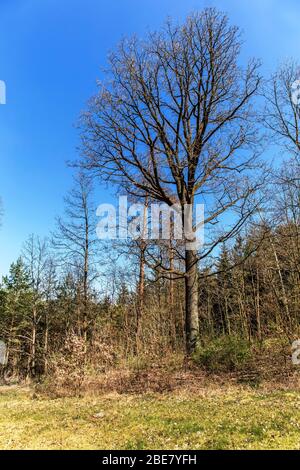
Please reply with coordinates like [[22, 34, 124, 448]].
[[1, 381, 300, 449]]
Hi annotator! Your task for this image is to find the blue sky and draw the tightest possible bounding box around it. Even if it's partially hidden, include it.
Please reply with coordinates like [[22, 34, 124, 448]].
[[0, 0, 299, 276]]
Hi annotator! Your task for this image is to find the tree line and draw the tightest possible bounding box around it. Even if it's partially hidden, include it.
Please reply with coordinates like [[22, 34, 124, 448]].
[[0, 8, 300, 380]]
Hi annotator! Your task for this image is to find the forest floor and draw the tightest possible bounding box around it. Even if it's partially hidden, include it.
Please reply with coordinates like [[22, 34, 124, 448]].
[[0, 384, 300, 449]]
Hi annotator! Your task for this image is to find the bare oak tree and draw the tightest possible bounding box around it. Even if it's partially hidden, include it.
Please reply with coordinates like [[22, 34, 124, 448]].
[[81, 8, 265, 354]]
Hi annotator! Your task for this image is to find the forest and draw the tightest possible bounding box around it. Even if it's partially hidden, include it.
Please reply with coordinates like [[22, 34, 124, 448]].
[[1, 8, 300, 398]]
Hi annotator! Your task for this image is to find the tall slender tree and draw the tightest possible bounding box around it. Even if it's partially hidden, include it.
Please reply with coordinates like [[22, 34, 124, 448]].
[[53, 172, 98, 346]]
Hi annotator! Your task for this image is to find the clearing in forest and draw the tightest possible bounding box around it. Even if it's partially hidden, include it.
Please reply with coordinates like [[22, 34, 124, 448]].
[[0, 386, 299, 450]]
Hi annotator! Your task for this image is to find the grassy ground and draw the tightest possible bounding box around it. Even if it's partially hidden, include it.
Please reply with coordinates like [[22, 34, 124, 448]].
[[0, 386, 299, 449]]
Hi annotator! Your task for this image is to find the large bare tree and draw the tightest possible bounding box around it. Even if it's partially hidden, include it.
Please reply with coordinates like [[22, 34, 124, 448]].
[[81, 8, 265, 354]]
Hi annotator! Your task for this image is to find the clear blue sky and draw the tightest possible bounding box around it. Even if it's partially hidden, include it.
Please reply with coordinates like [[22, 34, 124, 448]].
[[0, 0, 299, 276]]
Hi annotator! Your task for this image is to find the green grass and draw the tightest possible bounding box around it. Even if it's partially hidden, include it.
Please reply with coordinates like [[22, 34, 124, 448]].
[[0, 386, 299, 449]]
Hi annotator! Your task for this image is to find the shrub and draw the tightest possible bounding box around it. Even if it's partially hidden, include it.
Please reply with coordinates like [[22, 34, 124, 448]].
[[193, 336, 251, 373], [39, 332, 86, 397]]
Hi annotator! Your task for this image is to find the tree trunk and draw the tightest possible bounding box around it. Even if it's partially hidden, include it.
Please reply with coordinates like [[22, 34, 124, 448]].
[[31, 317, 37, 377], [27, 305, 37, 379], [169, 241, 176, 348], [185, 248, 199, 355], [135, 199, 148, 354], [44, 311, 49, 374], [82, 214, 89, 349], [270, 237, 291, 331], [83, 267, 88, 347], [135, 243, 145, 354]]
